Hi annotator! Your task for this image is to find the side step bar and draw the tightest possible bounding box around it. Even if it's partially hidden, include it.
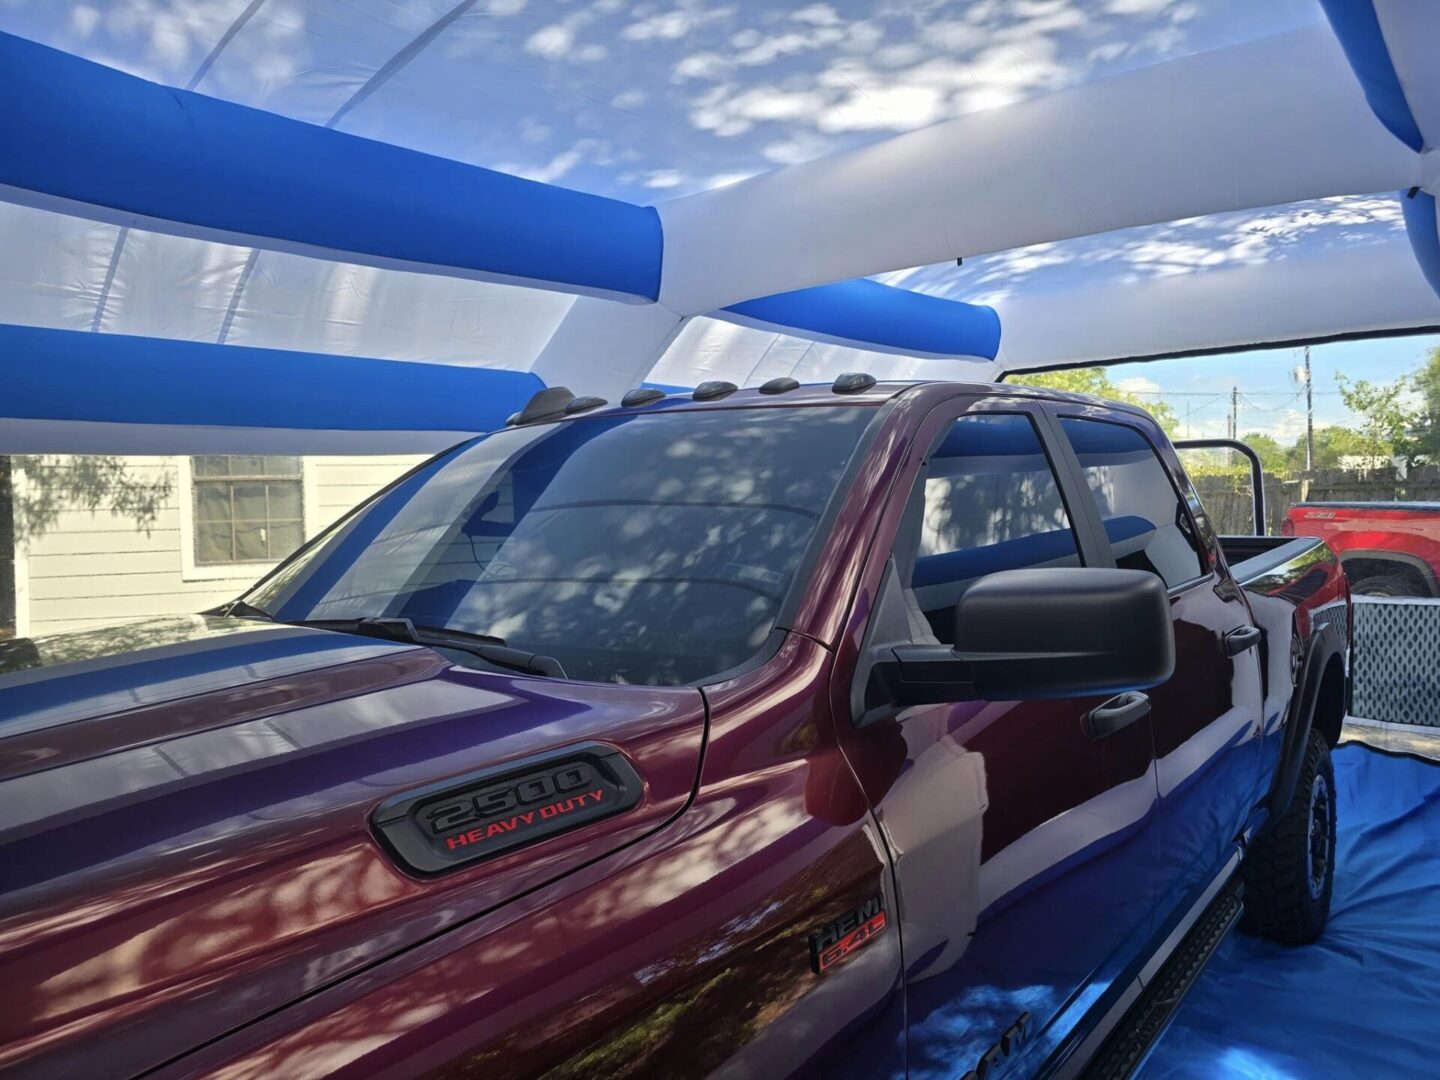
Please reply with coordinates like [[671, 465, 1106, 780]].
[[1080, 880, 1244, 1080]]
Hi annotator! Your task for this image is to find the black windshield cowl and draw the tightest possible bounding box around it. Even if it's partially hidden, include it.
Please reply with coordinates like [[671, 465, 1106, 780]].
[[297, 617, 567, 678], [214, 599, 275, 621]]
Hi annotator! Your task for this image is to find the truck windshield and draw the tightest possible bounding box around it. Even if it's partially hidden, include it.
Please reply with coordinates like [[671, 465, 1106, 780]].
[[243, 405, 878, 685]]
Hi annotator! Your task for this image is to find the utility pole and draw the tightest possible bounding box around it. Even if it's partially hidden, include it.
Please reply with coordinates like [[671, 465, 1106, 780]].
[[1229, 386, 1239, 441], [1304, 345, 1315, 472]]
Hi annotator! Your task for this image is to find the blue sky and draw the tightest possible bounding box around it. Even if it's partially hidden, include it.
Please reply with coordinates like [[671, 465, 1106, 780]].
[[1103, 331, 1440, 442]]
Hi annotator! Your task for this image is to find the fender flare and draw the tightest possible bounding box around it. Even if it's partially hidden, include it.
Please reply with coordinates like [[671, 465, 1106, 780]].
[[1338, 549, 1439, 596], [1262, 620, 1346, 827]]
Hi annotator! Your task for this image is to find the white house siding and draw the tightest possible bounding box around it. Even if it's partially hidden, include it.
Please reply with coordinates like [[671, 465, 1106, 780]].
[[16, 454, 423, 637]]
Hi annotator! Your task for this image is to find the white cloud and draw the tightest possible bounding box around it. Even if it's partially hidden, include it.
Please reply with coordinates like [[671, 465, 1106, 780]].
[[690, 84, 827, 137], [70, 5, 100, 36], [792, 4, 842, 27], [1116, 376, 1161, 396], [526, 24, 575, 60], [761, 132, 829, 165], [623, 7, 734, 43], [703, 171, 761, 190], [524, 148, 584, 184], [611, 89, 648, 110], [674, 52, 730, 81]]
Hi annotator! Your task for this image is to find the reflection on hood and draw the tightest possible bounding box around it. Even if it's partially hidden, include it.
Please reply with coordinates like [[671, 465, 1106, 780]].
[[0, 615, 421, 738]]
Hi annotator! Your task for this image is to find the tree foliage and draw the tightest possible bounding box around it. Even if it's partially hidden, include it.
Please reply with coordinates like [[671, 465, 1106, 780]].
[[1334, 373, 1416, 467], [1010, 352, 1440, 477], [1285, 426, 1376, 472], [1408, 346, 1440, 463], [1239, 432, 1288, 475], [1008, 368, 1179, 434]]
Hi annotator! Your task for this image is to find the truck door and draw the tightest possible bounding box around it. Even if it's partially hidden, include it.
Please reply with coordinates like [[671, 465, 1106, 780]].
[[833, 401, 1161, 1080], [1051, 412, 1266, 941]]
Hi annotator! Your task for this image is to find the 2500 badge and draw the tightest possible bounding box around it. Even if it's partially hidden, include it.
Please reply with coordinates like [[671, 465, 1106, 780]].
[[372, 743, 643, 874]]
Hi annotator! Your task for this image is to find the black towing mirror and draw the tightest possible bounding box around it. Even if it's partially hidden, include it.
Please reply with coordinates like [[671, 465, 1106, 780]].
[[875, 567, 1175, 705]]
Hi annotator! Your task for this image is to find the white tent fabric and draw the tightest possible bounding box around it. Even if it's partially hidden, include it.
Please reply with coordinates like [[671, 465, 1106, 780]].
[[653, 24, 1417, 315], [0, 198, 579, 367], [893, 196, 1440, 370], [1, 1, 1438, 451]]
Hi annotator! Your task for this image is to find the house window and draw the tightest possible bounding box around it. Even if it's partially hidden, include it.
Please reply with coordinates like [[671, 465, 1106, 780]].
[[192, 456, 304, 564]]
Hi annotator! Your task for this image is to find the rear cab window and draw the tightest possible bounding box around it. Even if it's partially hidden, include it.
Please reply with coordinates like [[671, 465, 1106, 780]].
[[1058, 417, 1207, 589]]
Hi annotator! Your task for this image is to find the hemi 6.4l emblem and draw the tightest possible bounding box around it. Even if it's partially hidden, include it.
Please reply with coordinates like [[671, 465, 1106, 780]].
[[809, 895, 888, 974], [371, 743, 643, 875]]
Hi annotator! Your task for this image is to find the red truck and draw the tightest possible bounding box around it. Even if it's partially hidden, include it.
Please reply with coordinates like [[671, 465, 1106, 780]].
[[1284, 501, 1440, 597], [0, 379, 1350, 1079]]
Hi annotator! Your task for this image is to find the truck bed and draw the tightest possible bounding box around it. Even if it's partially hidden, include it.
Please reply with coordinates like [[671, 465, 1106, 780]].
[[1219, 535, 1328, 585]]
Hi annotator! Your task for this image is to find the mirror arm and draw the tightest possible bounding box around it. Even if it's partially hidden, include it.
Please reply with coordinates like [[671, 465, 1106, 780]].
[[878, 644, 979, 705]]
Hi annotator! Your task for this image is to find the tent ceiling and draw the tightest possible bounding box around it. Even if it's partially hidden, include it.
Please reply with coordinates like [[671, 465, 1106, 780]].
[[0, 1, 1438, 452], [889, 195, 1440, 368], [2, 1, 1321, 202]]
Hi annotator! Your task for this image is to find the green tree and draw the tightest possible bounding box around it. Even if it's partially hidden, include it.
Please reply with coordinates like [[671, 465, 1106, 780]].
[[1335, 373, 1416, 466], [1408, 346, 1440, 463], [1009, 368, 1179, 434], [1287, 425, 1379, 472], [1239, 432, 1288, 476]]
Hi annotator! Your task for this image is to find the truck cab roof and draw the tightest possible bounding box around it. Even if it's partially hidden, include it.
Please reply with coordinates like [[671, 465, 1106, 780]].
[[513, 377, 1160, 427]]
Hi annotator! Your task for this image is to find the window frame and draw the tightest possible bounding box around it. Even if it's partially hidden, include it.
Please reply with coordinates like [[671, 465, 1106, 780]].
[[1050, 409, 1213, 595], [845, 395, 1113, 723], [889, 400, 1112, 635], [178, 455, 316, 582]]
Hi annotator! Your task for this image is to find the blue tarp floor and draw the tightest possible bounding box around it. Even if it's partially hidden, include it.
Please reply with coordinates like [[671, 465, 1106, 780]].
[[1141, 734, 1440, 1078]]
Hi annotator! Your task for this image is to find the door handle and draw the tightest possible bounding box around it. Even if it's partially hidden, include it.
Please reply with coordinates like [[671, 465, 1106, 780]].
[[1084, 692, 1151, 740], [1224, 626, 1262, 656]]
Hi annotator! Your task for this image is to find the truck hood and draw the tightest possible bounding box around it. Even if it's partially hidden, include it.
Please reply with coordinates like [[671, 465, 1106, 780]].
[[0, 616, 706, 1078]]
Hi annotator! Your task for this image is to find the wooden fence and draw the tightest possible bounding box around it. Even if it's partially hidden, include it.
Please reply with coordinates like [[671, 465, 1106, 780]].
[[1191, 464, 1440, 536]]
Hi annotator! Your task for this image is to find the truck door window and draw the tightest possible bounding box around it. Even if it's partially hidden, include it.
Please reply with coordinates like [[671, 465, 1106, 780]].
[[898, 413, 1079, 644], [1059, 417, 1206, 589]]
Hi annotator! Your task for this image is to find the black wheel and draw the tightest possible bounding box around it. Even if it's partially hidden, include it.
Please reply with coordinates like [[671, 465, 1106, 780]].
[[1350, 574, 1418, 598], [1239, 730, 1336, 945]]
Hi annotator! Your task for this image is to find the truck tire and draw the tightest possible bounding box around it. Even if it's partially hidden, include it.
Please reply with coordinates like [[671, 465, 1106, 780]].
[[1240, 730, 1336, 945], [1350, 573, 1420, 598]]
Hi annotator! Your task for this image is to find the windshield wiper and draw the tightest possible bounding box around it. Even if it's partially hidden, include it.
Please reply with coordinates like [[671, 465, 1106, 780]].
[[293, 617, 566, 678], [213, 599, 274, 620]]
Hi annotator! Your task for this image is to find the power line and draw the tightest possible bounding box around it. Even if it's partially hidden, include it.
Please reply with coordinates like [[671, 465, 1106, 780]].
[[1122, 389, 1341, 397], [1237, 391, 1304, 413]]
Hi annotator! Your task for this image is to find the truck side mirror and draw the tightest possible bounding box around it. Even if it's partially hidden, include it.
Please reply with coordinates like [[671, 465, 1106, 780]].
[[872, 567, 1175, 706]]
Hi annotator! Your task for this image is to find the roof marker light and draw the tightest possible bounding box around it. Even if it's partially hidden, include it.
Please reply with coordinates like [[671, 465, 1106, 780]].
[[564, 395, 608, 414], [693, 380, 738, 401], [759, 377, 800, 395], [508, 386, 575, 425], [832, 372, 877, 394], [621, 387, 666, 407]]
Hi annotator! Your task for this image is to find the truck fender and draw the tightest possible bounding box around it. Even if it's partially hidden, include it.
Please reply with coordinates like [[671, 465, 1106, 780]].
[[1338, 550, 1439, 597], [1261, 621, 1345, 829]]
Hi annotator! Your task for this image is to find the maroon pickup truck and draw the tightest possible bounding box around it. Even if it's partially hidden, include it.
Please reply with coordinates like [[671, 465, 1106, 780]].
[[1284, 501, 1440, 597], [0, 379, 1350, 1079]]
